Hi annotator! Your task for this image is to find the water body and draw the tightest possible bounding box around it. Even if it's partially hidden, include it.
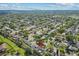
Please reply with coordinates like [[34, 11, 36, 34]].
[[0, 10, 79, 15]]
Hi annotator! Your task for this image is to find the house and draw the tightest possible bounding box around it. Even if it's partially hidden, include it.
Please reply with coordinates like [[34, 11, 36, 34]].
[[0, 43, 6, 52]]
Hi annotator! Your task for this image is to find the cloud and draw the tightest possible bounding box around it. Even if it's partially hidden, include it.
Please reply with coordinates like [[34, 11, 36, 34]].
[[45, 3, 79, 10], [0, 3, 79, 10]]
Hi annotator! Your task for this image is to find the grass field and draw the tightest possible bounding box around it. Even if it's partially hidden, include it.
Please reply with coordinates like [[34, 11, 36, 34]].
[[0, 35, 26, 56]]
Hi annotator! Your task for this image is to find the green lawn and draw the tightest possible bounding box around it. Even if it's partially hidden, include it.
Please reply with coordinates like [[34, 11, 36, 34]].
[[0, 35, 26, 56]]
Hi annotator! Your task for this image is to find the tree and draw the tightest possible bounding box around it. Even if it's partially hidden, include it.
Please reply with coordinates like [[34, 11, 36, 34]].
[[66, 32, 75, 41]]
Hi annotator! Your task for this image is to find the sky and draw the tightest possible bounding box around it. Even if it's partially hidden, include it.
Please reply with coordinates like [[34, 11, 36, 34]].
[[0, 3, 79, 10]]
